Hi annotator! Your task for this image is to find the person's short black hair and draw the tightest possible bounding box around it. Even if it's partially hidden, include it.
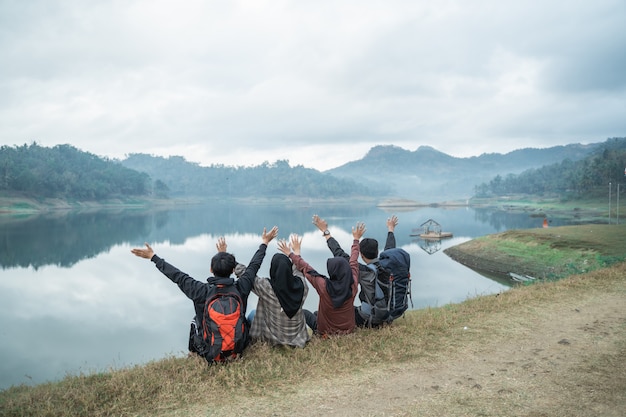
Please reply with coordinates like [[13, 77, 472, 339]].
[[359, 238, 379, 260], [211, 252, 237, 277]]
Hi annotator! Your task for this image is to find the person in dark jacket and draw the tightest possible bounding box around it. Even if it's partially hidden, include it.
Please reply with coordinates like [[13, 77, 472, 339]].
[[312, 214, 398, 327], [130, 226, 279, 356]]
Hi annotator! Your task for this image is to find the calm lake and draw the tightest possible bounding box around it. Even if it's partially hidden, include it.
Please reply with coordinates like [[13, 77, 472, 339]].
[[0, 202, 575, 390]]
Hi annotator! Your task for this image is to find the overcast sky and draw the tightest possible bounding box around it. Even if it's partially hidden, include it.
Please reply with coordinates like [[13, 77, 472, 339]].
[[1, 0, 625, 171]]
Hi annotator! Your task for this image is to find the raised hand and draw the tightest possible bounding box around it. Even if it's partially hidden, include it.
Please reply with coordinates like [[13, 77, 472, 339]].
[[277, 239, 291, 256], [262, 226, 279, 245], [312, 214, 328, 232], [352, 222, 366, 240], [131, 242, 155, 259], [387, 215, 398, 232], [216, 237, 227, 253], [290, 234, 303, 256]]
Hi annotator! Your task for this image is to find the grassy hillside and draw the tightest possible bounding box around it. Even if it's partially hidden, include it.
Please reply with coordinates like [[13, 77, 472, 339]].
[[1, 225, 625, 416], [445, 223, 626, 279]]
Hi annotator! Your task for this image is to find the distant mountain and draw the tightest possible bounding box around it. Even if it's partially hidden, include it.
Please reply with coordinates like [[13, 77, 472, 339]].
[[474, 137, 626, 198], [325, 142, 603, 202], [120, 140, 619, 202]]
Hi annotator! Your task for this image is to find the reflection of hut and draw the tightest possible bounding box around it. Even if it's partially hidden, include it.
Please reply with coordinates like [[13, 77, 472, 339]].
[[412, 219, 453, 239], [417, 238, 442, 254]]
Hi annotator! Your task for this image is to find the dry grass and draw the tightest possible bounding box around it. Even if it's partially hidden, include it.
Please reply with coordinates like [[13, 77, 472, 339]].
[[1, 226, 625, 417]]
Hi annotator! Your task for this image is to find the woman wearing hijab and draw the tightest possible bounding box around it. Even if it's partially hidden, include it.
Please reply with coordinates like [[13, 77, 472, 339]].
[[236, 252, 310, 348], [278, 222, 365, 336]]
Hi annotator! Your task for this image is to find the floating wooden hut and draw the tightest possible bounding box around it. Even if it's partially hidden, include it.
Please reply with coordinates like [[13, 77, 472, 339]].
[[411, 219, 453, 239]]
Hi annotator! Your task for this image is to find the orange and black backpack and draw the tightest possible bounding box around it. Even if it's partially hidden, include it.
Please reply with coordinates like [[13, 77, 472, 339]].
[[200, 284, 248, 363]]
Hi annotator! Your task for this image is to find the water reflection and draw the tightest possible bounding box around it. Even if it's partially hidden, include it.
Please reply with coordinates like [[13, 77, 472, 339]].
[[0, 203, 569, 390], [0, 203, 560, 270], [415, 238, 443, 254]]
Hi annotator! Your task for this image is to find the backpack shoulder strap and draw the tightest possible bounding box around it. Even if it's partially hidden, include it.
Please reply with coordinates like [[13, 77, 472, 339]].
[[365, 263, 385, 301]]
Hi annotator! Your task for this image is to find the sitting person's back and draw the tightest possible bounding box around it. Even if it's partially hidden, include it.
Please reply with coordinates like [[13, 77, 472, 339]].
[[242, 253, 310, 348], [278, 224, 364, 336], [312, 214, 399, 327], [305, 255, 358, 335]]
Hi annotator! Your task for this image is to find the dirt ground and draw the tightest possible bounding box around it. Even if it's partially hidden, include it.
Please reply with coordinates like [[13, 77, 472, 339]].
[[185, 283, 626, 417]]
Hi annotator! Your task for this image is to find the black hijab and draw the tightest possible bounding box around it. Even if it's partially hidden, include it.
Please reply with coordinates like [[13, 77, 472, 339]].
[[325, 257, 353, 309], [269, 253, 305, 319]]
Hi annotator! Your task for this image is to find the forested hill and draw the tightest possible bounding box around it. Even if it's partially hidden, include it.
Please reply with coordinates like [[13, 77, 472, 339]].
[[0, 143, 151, 200], [475, 137, 626, 198], [120, 155, 372, 199]]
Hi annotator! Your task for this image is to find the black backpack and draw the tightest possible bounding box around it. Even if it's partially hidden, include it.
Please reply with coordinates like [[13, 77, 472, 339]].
[[195, 284, 248, 363], [377, 248, 412, 321]]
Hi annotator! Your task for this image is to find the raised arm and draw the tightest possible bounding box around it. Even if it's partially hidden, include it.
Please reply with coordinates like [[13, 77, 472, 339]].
[[312, 215, 330, 240], [237, 226, 278, 297], [350, 222, 366, 291], [281, 234, 325, 292], [131, 243, 206, 301], [312, 214, 349, 259], [351, 222, 366, 279], [384, 215, 398, 250]]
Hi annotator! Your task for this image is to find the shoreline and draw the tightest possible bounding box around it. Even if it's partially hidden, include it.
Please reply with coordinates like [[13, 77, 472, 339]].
[[444, 223, 626, 280], [0, 195, 380, 214]]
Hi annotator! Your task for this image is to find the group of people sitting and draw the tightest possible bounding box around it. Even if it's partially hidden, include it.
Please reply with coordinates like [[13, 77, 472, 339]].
[[131, 214, 409, 363]]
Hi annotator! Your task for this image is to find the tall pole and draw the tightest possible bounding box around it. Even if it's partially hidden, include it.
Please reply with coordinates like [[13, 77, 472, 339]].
[[617, 184, 620, 224], [608, 182, 611, 224]]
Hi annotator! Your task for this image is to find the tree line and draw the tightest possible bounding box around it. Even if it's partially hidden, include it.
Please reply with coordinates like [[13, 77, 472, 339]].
[[474, 138, 626, 198], [8, 139, 624, 203], [0, 143, 371, 201], [120, 154, 371, 198]]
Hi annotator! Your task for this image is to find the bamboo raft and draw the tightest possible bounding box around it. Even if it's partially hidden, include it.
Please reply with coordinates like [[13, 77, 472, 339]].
[[411, 219, 453, 239], [416, 231, 453, 239]]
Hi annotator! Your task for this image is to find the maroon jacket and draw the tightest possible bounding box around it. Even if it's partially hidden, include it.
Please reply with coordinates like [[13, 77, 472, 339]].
[[290, 239, 359, 335]]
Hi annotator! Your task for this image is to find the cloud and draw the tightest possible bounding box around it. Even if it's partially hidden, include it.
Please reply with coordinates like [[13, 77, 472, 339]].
[[0, 0, 624, 170]]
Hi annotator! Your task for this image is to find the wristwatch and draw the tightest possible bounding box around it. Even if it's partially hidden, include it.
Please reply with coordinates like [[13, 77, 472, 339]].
[[323, 230, 330, 236]]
